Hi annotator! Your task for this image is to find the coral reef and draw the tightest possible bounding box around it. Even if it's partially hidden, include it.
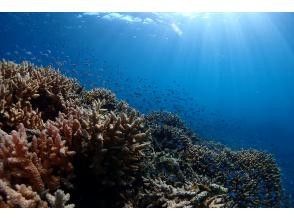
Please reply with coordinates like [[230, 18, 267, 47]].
[[0, 60, 283, 208], [183, 145, 281, 207], [143, 111, 282, 207]]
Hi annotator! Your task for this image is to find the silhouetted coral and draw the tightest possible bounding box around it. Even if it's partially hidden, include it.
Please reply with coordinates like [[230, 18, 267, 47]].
[[145, 111, 188, 130], [145, 111, 198, 151], [82, 88, 118, 110]]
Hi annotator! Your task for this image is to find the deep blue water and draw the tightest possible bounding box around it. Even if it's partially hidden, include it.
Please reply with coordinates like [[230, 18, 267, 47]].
[[0, 12, 294, 206]]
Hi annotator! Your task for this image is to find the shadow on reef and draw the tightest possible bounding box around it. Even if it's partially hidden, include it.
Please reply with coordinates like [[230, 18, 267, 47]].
[[0, 61, 283, 207]]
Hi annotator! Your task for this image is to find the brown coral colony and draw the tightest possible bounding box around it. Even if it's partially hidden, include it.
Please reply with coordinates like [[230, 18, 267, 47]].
[[0, 60, 282, 208]]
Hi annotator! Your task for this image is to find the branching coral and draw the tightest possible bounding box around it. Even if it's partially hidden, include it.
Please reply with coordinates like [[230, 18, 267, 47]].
[[82, 88, 118, 110], [31, 122, 76, 191], [0, 61, 152, 207], [70, 99, 151, 207], [150, 125, 192, 150], [0, 61, 283, 208], [145, 111, 188, 130], [0, 123, 76, 193], [0, 179, 73, 208], [129, 177, 232, 208], [145, 111, 198, 151], [182, 144, 282, 207], [0, 179, 47, 208], [0, 124, 45, 192], [144, 111, 282, 208], [46, 189, 74, 208], [0, 60, 82, 130]]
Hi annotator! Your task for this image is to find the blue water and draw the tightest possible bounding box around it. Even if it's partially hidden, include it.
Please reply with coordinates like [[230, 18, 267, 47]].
[[0, 12, 294, 206]]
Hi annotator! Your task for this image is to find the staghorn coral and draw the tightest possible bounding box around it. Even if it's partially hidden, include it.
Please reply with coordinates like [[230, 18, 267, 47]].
[[0, 61, 283, 208]]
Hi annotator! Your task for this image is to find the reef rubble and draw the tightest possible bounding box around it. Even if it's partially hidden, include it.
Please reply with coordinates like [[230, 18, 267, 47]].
[[0, 60, 282, 208]]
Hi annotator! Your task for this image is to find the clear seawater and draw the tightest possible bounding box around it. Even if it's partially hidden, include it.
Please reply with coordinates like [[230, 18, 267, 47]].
[[0, 12, 293, 206]]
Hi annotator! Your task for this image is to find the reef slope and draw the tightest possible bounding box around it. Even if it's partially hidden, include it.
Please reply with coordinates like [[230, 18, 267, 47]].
[[0, 61, 282, 208]]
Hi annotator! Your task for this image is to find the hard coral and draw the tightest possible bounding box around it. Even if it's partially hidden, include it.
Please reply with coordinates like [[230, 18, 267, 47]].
[[0, 61, 283, 208], [183, 144, 282, 207], [46, 189, 74, 208], [0, 179, 47, 208], [145, 111, 198, 151], [82, 88, 118, 110], [131, 177, 232, 208], [144, 111, 282, 208], [0, 60, 82, 130], [0, 124, 45, 192], [71, 99, 151, 207], [0, 123, 75, 193]]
